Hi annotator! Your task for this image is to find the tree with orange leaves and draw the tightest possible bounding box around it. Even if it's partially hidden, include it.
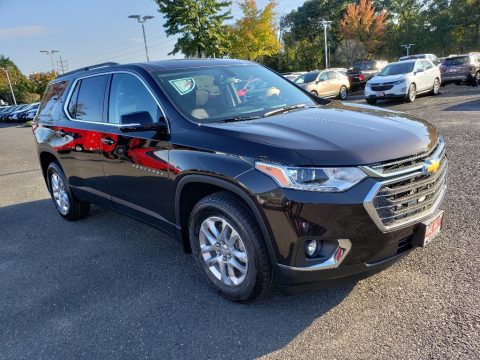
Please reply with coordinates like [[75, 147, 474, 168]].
[[339, 0, 388, 55]]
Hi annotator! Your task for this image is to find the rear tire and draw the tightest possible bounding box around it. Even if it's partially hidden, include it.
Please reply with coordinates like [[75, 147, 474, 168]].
[[47, 162, 90, 221], [406, 83, 416, 103], [189, 191, 272, 302], [366, 98, 377, 105]]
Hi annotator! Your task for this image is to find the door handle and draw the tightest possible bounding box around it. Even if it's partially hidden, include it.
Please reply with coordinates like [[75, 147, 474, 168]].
[[101, 138, 116, 146]]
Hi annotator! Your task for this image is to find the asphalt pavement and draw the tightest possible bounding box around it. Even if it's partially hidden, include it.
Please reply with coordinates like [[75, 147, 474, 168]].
[[0, 84, 479, 359]]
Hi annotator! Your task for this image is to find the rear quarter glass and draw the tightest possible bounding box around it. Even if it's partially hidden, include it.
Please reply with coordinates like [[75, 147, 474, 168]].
[[37, 80, 70, 121]]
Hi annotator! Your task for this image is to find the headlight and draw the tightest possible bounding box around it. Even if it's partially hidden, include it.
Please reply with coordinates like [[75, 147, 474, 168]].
[[365, 83, 371, 88], [255, 162, 366, 192], [392, 79, 405, 85]]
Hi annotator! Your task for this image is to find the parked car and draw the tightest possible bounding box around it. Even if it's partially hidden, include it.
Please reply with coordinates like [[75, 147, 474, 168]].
[[365, 59, 441, 104], [34, 59, 447, 301], [346, 60, 388, 91], [6, 103, 36, 122], [439, 53, 480, 85], [399, 54, 440, 66], [0, 105, 24, 121], [16, 102, 40, 122], [19, 103, 40, 122], [282, 72, 305, 82], [294, 69, 350, 99]]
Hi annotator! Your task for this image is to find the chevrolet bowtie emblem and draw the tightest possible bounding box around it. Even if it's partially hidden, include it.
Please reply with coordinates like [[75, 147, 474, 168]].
[[423, 158, 441, 174]]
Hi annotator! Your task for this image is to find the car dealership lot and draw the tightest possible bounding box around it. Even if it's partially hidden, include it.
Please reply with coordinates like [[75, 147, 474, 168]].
[[0, 85, 479, 359]]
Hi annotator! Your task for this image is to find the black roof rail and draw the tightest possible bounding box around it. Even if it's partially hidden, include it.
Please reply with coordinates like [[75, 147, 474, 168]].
[[56, 62, 120, 79]]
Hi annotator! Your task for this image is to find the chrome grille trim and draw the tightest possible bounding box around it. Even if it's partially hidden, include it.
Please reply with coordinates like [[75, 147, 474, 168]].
[[363, 138, 447, 232], [360, 137, 445, 178]]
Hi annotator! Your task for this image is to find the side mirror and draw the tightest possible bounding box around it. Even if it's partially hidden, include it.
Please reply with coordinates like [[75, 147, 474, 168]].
[[119, 112, 168, 133]]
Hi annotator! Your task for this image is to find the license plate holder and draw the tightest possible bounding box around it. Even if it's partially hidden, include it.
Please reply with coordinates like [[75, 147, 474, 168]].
[[412, 211, 444, 247], [377, 91, 385, 97]]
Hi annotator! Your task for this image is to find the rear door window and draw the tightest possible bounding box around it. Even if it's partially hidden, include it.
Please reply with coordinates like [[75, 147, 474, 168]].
[[68, 75, 109, 122]]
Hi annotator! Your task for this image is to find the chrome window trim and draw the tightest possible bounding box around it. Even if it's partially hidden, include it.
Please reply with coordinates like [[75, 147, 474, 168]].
[[62, 70, 170, 132]]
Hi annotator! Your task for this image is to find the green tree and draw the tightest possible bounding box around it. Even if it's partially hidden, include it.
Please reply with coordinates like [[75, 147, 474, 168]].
[[29, 71, 57, 96], [228, 0, 281, 61], [154, 0, 232, 58], [0, 55, 38, 104]]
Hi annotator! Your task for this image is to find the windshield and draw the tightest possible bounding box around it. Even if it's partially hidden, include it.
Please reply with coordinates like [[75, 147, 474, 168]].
[[353, 61, 375, 71], [154, 65, 316, 123], [443, 56, 469, 66], [378, 62, 415, 76], [294, 72, 319, 84]]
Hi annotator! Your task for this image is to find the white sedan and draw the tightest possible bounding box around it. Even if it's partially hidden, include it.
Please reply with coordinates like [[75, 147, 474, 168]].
[[364, 59, 441, 104]]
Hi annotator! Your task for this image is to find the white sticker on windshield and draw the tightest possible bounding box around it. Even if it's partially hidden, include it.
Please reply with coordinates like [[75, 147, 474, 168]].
[[169, 77, 196, 95]]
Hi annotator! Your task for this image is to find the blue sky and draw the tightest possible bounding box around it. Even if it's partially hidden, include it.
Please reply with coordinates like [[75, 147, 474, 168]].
[[0, 0, 305, 75]]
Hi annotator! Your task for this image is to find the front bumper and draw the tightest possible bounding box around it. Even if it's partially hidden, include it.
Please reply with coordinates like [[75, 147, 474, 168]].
[[364, 82, 407, 100], [237, 151, 447, 291]]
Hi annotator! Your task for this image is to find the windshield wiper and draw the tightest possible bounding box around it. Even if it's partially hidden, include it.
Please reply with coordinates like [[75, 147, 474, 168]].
[[263, 103, 310, 118], [212, 115, 262, 123]]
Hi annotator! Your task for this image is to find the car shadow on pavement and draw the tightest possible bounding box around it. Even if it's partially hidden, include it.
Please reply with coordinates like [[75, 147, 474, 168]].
[[444, 98, 480, 111], [0, 199, 355, 359]]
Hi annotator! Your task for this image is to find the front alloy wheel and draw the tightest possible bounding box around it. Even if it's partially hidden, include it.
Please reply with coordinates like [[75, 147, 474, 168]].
[[189, 191, 272, 301], [432, 78, 440, 95], [406, 83, 416, 103], [199, 217, 248, 286]]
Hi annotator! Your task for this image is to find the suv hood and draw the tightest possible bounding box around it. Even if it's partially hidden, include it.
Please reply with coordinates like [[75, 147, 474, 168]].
[[370, 74, 409, 84], [202, 102, 438, 166]]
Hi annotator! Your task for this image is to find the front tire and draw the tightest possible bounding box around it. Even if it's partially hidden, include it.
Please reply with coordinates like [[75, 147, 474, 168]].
[[189, 192, 272, 302], [338, 86, 348, 100], [406, 83, 416, 103], [310, 90, 318, 96], [47, 162, 90, 220]]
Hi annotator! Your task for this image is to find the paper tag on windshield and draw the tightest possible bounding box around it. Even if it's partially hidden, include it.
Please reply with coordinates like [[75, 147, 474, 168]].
[[169, 78, 196, 95]]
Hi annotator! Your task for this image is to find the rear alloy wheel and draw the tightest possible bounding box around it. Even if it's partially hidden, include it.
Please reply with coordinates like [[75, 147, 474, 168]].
[[310, 90, 318, 96], [432, 78, 440, 95], [189, 191, 272, 302], [406, 83, 416, 103], [338, 86, 348, 100], [47, 162, 90, 220]]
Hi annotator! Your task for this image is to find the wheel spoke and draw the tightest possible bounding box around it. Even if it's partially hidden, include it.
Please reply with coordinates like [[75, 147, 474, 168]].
[[206, 256, 221, 267], [200, 226, 218, 246], [200, 244, 217, 254], [228, 258, 247, 274], [206, 218, 221, 239], [231, 249, 248, 263]]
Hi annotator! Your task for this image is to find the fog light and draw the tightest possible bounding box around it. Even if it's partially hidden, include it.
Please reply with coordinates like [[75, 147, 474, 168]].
[[305, 240, 319, 258]]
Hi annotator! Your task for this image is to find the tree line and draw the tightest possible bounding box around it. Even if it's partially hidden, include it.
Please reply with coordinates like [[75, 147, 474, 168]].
[[156, 0, 480, 71], [1, 0, 478, 104]]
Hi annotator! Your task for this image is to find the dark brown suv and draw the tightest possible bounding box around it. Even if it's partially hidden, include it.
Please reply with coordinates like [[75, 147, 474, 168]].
[[440, 53, 480, 85]]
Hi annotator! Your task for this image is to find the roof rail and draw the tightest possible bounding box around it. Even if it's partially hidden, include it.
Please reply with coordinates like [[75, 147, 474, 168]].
[[56, 62, 120, 79]]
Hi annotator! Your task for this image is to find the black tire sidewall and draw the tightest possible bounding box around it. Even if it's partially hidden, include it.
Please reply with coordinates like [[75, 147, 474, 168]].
[[189, 199, 260, 301], [407, 84, 416, 102], [339, 86, 347, 100]]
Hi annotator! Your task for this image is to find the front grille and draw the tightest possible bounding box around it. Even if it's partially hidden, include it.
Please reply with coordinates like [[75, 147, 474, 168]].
[[371, 84, 394, 91], [364, 138, 447, 231]]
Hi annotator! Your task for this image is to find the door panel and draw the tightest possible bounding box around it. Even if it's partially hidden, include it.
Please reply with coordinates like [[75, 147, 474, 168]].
[[58, 74, 110, 205], [102, 72, 176, 233]]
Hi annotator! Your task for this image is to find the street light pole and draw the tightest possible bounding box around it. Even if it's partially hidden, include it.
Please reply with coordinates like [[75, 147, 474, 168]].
[[40, 50, 59, 74], [320, 20, 332, 69], [0, 67, 17, 105], [128, 15, 155, 62], [401, 44, 415, 56]]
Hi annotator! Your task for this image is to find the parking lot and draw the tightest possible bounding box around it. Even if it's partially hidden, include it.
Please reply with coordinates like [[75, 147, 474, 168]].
[[0, 85, 479, 359]]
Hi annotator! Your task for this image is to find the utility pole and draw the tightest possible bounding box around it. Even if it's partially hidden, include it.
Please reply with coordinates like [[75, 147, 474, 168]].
[[401, 44, 415, 56], [40, 50, 59, 75], [128, 15, 154, 61], [57, 56, 68, 74], [320, 20, 332, 69], [0, 67, 17, 105]]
